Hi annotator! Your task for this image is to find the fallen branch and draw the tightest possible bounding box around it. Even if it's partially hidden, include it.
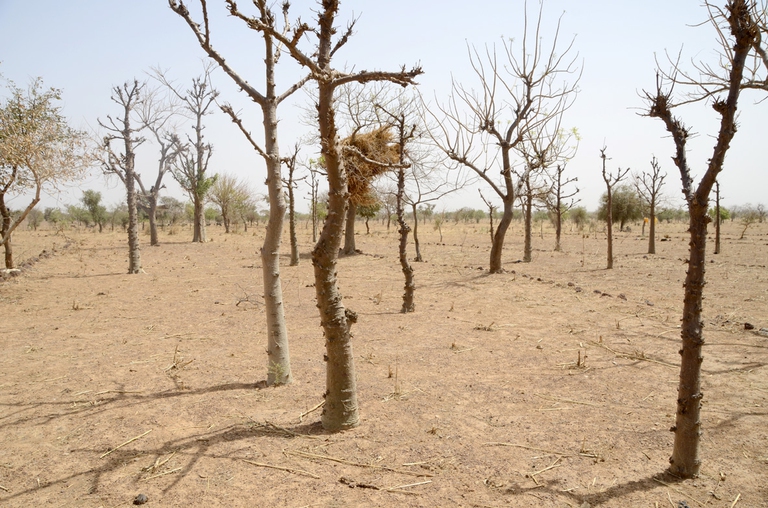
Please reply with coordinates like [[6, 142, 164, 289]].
[[535, 394, 601, 407], [100, 429, 152, 459], [285, 450, 433, 478], [298, 401, 325, 422], [653, 478, 705, 507], [242, 459, 320, 479], [143, 467, 182, 481]]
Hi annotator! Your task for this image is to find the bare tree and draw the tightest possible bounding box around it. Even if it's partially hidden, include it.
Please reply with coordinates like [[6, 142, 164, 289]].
[[546, 163, 579, 252], [158, 66, 218, 244], [170, 0, 313, 386], [643, 0, 765, 478], [134, 85, 181, 246], [100, 80, 147, 274], [431, 4, 579, 273], [634, 156, 666, 254], [282, 144, 302, 266], [599, 147, 630, 270], [236, 0, 421, 430], [0, 78, 88, 268]]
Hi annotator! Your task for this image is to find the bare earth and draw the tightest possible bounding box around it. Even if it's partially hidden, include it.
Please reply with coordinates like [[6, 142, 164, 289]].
[[1, 219, 766, 508]]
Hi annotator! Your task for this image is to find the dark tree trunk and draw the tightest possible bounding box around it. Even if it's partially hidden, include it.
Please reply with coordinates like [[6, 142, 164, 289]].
[[605, 188, 614, 269], [490, 198, 514, 273], [192, 197, 206, 243], [288, 174, 299, 266], [148, 197, 159, 246], [648, 203, 657, 255], [342, 201, 356, 254], [1, 195, 13, 269], [397, 169, 415, 313]]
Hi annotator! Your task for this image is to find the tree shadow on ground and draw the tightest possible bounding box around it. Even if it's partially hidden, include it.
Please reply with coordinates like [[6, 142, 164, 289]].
[[508, 471, 686, 506], [0, 416, 326, 504]]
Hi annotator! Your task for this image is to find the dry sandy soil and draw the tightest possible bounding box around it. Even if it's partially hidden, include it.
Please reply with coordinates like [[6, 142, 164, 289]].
[[1, 218, 766, 508]]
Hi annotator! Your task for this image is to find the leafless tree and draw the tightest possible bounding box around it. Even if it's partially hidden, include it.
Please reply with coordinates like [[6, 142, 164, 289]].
[[282, 144, 302, 266], [134, 85, 181, 246], [634, 156, 666, 254], [157, 65, 218, 244], [209, 172, 251, 233], [643, 0, 766, 478], [430, 3, 580, 273], [234, 0, 421, 430], [599, 147, 630, 270], [170, 0, 311, 385], [0, 78, 88, 268], [100, 80, 147, 274], [546, 163, 579, 252]]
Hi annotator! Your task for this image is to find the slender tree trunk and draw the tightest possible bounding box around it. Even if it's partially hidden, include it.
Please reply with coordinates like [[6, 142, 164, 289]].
[[490, 198, 514, 273], [669, 204, 708, 477], [261, 91, 292, 386], [342, 201, 356, 254], [126, 153, 141, 274], [148, 196, 160, 246], [411, 203, 423, 262], [1, 196, 13, 269], [192, 197, 206, 242], [313, 80, 358, 431], [288, 177, 299, 266], [714, 181, 721, 255], [648, 203, 657, 254], [606, 189, 614, 269], [554, 199, 562, 252], [523, 193, 533, 263], [397, 169, 415, 312]]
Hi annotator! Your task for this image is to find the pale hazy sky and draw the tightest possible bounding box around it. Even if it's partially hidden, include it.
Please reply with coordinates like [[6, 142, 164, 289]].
[[0, 1, 765, 213]]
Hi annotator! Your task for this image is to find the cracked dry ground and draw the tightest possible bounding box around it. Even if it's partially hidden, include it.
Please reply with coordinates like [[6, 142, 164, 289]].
[[1, 220, 766, 507]]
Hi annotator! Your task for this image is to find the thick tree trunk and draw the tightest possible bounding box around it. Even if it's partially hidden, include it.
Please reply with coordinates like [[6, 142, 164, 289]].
[[193, 198, 206, 243], [554, 201, 562, 252], [314, 80, 359, 431], [490, 198, 514, 273], [342, 202, 356, 255], [669, 205, 708, 477], [523, 194, 533, 263], [261, 103, 292, 386], [398, 170, 415, 313], [411, 203, 423, 262]]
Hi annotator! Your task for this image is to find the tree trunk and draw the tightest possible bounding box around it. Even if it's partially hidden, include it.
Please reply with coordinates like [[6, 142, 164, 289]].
[[554, 202, 562, 252], [669, 205, 708, 477], [288, 178, 299, 267], [313, 80, 359, 431], [397, 170, 415, 313], [523, 193, 533, 263], [342, 201, 356, 255], [193, 198, 206, 243], [714, 181, 721, 255], [148, 197, 160, 246], [606, 189, 614, 269], [648, 203, 657, 255], [1, 196, 13, 269], [411, 203, 423, 262], [126, 159, 141, 274], [490, 198, 514, 273]]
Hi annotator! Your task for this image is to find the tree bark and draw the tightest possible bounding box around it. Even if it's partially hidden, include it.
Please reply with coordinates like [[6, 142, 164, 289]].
[[287, 171, 299, 267], [192, 197, 206, 243], [148, 197, 160, 246], [669, 204, 708, 477], [0, 195, 13, 269], [342, 201, 357, 255], [714, 181, 721, 255], [648, 203, 657, 255], [411, 203, 423, 262], [398, 171, 415, 313], [490, 198, 514, 273], [313, 77, 359, 431], [605, 188, 614, 269], [523, 189, 533, 263], [126, 149, 141, 274]]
